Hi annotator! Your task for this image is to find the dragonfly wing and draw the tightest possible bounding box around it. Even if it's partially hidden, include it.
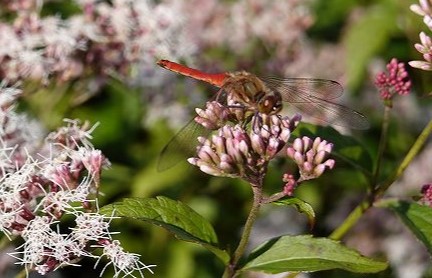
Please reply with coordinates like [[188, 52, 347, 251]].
[[157, 119, 210, 171], [262, 76, 369, 129], [262, 77, 344, 102], [291, 97, 370, 130]]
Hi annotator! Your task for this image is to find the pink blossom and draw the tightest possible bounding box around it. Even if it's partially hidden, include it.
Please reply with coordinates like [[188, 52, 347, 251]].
[[420, 183, 432, 207], [0, 83, 153, 276], [375, 58, 411, 100], [0, 1, 193, 86]]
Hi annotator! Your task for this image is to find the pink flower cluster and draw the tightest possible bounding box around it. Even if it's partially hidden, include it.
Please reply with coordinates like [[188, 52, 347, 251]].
[[180, 0, 313, 54], [187, 97, 334, 197], [188, 114, 299, 182], [410, 0, 432, 71], [286, 136, 335, 182], [375, 58, 411, 100], [420, 183, 432, 207], [0, 0, 192, 85], [0, 85, 154, 277]]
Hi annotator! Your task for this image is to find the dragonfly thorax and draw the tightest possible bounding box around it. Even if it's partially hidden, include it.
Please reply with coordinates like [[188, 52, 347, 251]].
[[224, 71, 283, 115]]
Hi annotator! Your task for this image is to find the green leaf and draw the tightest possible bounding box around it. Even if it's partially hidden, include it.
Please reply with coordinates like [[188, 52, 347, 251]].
[[343, 4, 398, 88], [292, 123, 373, 175], [273, 198, 316, 229], [100, 196, 229, 263], [379, 199, 432, 254], [242, 235, 387, 274]]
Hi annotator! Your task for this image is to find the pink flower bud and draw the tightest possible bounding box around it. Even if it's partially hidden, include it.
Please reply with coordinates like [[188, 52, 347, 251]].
[[286, 147, 296, 158], [293, 138, 303, 152], [314, 150, 327, 165], [313, 164, 326, 177], [324, 159, 336, 169]]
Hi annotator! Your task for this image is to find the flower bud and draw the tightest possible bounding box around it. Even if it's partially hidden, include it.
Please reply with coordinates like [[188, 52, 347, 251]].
[[287, 136, 335, 181]]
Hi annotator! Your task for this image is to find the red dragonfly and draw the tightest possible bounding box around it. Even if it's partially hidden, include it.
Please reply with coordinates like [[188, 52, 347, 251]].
[[156, 59, 369, 170]]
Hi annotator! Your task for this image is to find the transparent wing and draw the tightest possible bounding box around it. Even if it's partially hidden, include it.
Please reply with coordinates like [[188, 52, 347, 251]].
[[262, 77, 344, 102], [262, 77, 369, 129], [157, 119, 210, 171], [292, 96, 370, 129]]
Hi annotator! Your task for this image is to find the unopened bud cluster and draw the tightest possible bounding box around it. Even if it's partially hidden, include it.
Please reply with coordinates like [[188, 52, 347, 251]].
[[282, 174, 297, 196], [420, 183, 432, 207], [194, 101, 235, 130], [188, 113, 301, 183], [188, 85, 337, 196], [286, 136, 335, 181], [375, 58, 411, 101]]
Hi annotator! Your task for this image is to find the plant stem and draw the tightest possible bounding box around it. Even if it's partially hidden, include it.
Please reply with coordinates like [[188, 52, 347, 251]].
[[223, 183, 263, 278], [329, 117, 432, 240], [15, 269, 26, 278], [0, 235, 12, 250], [376, 117, 432, 196], [372, 105, 391, 187], [329, 200, 370, 240]]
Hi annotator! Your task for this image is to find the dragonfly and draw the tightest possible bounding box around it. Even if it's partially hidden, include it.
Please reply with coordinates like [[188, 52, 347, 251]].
[[156, 59, 369, 171]]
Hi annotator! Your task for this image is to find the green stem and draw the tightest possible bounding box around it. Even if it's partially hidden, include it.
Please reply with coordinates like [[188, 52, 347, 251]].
[[15, 269, 26, 278], [376, 117, 432, 196], [0, 235, 12, 250], [372, 105, 391, 187], [329, 200, 370, 240], [223, 183, 263, 278], [330, 117, 432, 240]]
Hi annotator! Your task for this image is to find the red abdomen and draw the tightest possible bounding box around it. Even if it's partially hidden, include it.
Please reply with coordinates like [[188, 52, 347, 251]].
[[157, 60, 227, 87]]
